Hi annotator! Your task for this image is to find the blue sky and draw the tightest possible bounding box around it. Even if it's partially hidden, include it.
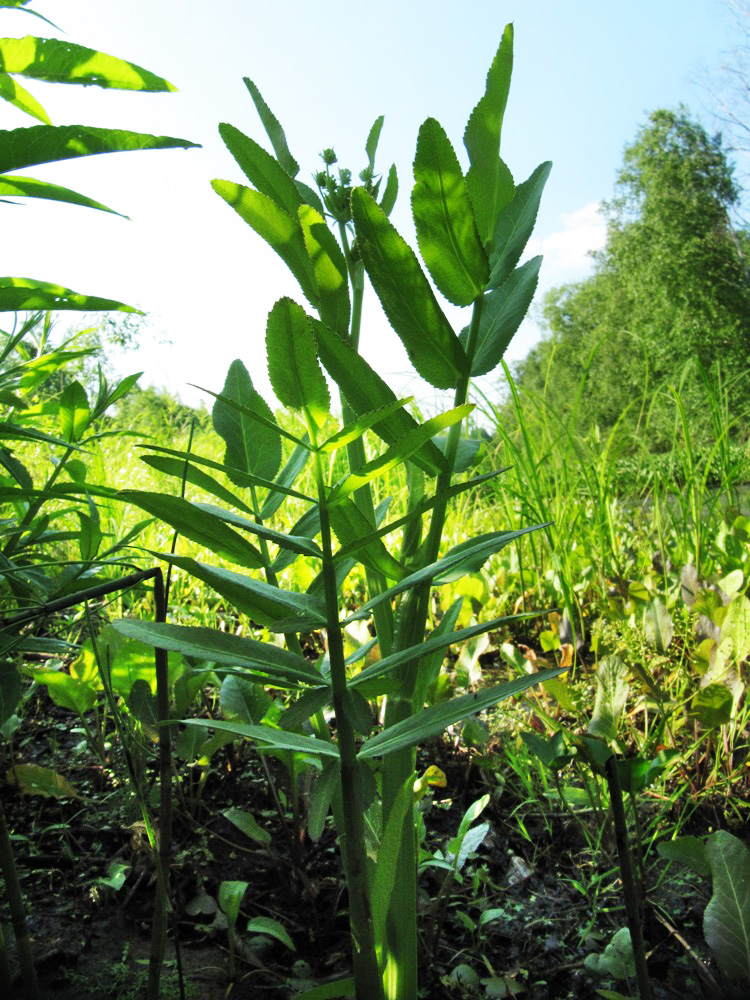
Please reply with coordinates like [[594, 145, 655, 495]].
[[2, 0, 741, 408]]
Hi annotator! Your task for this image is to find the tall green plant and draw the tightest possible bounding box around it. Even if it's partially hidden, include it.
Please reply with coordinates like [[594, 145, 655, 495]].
[[116, 25, 559, 1000]]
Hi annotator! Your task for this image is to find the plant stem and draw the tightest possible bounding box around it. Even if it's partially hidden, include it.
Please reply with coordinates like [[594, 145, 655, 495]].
[[0, 796, 39, 999], [311, 427, 384, 1000], [605, 756, 653, 1000]]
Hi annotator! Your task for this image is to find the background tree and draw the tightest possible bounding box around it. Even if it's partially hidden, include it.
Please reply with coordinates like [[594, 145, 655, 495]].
[[515, 108, 750, 445]]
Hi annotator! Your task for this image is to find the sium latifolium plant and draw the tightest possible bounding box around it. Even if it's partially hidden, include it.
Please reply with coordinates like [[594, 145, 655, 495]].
[[116, 25, 561, 1000]]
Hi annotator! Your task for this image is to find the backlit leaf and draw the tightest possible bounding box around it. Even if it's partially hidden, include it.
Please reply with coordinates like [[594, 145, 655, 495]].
[[58, 379, 89, 442], [212, 359, 282, 484], [266, 297, 330, 428], [351, 187, 467, 389], [0, 277, 136, 313], [219, 122, 302, 215], [412, 117, 488, 305], [299, 204, 350, 336], [588, 655, 629, 742], [0, 71, 50, 122], [464, 24, 515, 244], [243, 78, 300, 178], [0, 174, 124, 214], [0, 36, 176, 90], [489, 161, 551, 287], [212, 180, 318, 307]]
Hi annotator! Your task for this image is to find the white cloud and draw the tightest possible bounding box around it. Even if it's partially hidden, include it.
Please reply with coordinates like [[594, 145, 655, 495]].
[[529, 202, 607, 277]]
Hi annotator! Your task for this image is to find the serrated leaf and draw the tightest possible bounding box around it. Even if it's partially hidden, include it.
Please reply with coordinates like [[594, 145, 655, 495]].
[[266, 297, 330, 428], [219, 122, 302, 215], [380, 163, 398, 216], [243, 78, 299, 178], [489, 161, 551, 287], [194, 503, 322, 559], [464, 257, 541, 376], [212, 359, 282, 484], [118, 491, 265, 570], [412, 117, 488, 306], [212, 180, 318, 306], [58, 379, 89, 442], [464, 24, 515, 244], [704, 831, 750, 984], [328, 497, 404, 582], [113, 620, 324, 687], [0, 36, 176, 91], [220, 674, 271, 725], [351, 187, 467, 390]]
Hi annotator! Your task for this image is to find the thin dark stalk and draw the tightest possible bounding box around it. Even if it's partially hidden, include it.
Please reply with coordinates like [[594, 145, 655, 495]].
[[0, 796, 39, 999]]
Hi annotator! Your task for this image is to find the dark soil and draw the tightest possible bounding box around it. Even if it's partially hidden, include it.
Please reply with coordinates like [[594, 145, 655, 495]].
[[1, 686, 746, 1000]]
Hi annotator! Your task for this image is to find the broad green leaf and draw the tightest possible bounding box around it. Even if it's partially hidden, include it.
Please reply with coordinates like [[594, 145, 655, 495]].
[[113, 620, 324, 687], [212, 359, 282, 484], [313, 319, 447, 475], [212, 181, 318, 307], [0, 125, 197, 174], [588, 655, 629, 742], [0, 36, 176, 90], [220, 674, 271, 724], [0, 71, 49, 122], [139, 455, 251, 513], [463, 24, 515, 245], [615, 750, 677, 796], [218, 880, 248, 929], [246, 916, 295, 950], [299, 204, 350, 335], [520, 730, 575, 771], [184, 718, 340, 759], [489, 161, 551, 287], [691, 683, 733, 729], [358, 667, 565, 758], [127, 679, 157, 731], [223, 807, 271, 846], [657, 836, 710, 876], [118, 491, 265, 570], [0, 277, 136, 313], [351, 187, 467, 390], [704, 831, 750, 984], [464, 257, 541, 376], [328, 405, 472, 505], [412, 117, 488, 305], [7, 763, 77, 798], [328, 497, 404, 582], [266, 297, 329, 428], [58, 379, 89, 442], [219, 122, 302, 215], [243, 78, 300, 177], [344, 524, 546, 624], [0, 662, 21, 725], [27, 666, 98, 715]]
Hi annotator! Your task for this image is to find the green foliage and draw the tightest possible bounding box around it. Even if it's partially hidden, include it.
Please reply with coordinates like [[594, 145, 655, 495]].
[[515, 108, 750, 446]]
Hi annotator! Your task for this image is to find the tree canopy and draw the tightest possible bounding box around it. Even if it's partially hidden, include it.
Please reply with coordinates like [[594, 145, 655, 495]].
[[514, 108, 750, 445]]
